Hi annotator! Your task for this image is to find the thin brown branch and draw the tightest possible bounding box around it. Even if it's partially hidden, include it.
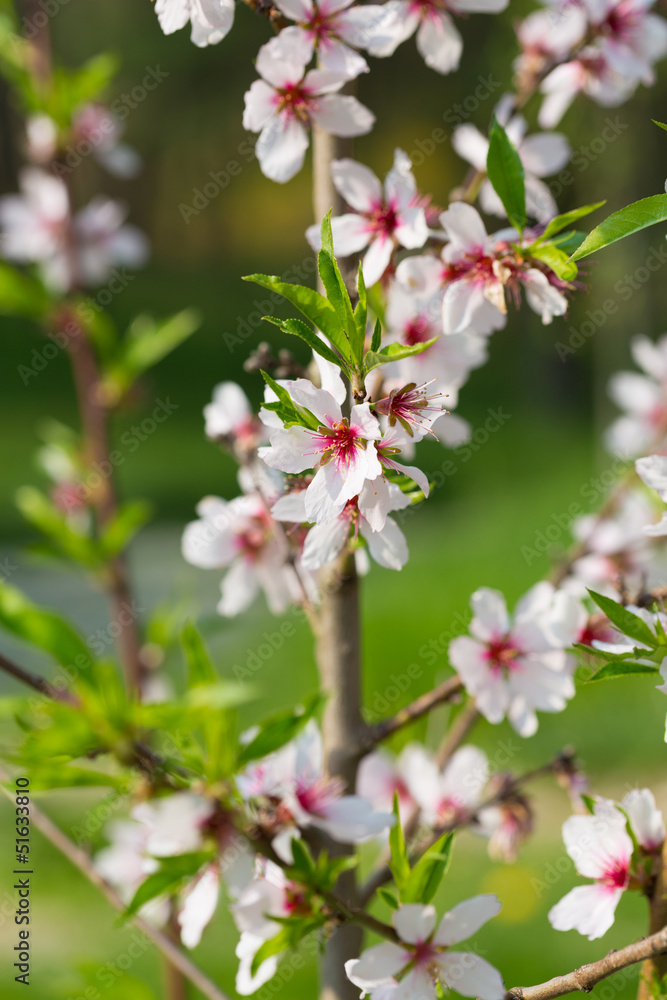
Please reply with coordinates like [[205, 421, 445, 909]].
[[0, 779, 230, 1000], [362, 676, 464, 753], [0, 650, 77, 704], [62, 312, 145, 694], [507, 925, 667, 1000], [435, 699, 479, 770]]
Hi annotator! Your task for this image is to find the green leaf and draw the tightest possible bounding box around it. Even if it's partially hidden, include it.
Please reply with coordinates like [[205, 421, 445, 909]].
[[290, 838, 316, 879], [16, 486, 100, 566], [388, 793, 410, 892], [402, 832, 454, 904], [181, 621, 218, 687], [185, 681, 254, 710], [587, 590, 657, 647], [486, 117, 526, 231], [259, 370, 319, 431], [0, 581, 94, 673], [262, 316, 347, 371], [352, 263, 368, 361], [653, 120, 667, 133], [243, 274, 349, 358], [370, 317, 382, 353], [571, 194, 667, 262], [124, 852, 212, 919], [364, 338, 438, 374], [0, 262, 49, 318], [318, 250, 356, 355], [573, 642, 635, 662], [104, 310, 200, 399], [251, 928, 289, 979], [377, 887, 399, 909], [237, 693, 322, 767], [528, 243, 578, 282], [99, 500, 152, 559], [587, 660, 661, 682], [542, 202, 606, 240]]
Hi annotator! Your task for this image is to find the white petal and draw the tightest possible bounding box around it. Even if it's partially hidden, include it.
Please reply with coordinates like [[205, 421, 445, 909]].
[[218, 560, 260, 616], [331, 157, 382, 212], [434, 895, 501, 946], [256, 116, 310, 184], [394, 903, 437, 944], [243, 80, 278, 133], [519, 132, 571, 176], [155, 0, 191, 34], [312, 94, 375, 137], [256, 30, 312, 87], [437, 953, 505, 1000], [562, 804, 632, 880], [470, 587, 509, 640], [362, 515, 409, 569], [622, 788, 665, 851], [178, 868, 220, 948], [363, 235, 394, 286], [344, 942, 406, 989], [452, 124, 489, 171], [416, 14, 462, 74], [636, 454, 667, 501], [330, 213, 372, 256], [549, 884, 623, 940], [302, 519, 350, 568]]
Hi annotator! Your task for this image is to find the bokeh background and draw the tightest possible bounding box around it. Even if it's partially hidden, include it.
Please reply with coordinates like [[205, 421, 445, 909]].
[[1, 0, 667, 997]]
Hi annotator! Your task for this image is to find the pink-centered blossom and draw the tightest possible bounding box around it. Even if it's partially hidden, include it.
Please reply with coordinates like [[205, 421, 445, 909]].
[[238, 720, 394, 855], [345, 899, 505, 1000], [272, 480, 411, 571], [449, 583, 577, 736], [154, 0, 235, 46], [365, 0, 509, 75], [305, 150, 428, 286], [0, 168, 148, 292], [439, 203, 569, 334], [259, 378, 385, 525], [271, 1, 391, 79], [549, 791, 665, 939], [243, 32, 374, 184], [181, 492, 301, 616]]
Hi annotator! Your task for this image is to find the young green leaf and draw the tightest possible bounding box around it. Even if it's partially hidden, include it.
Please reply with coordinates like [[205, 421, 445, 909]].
[[318, 249, 356, 351], [402, 832, 454, 904], [486, 116, 526, 231], [262, 316, 348, 371], [542, 202, 606, 240], [528, 243, 577, 282], [378, 887, 400, 909], [250, 928, 290, 979], [586, 660, 661, 682], [16, 486, 101, 566], [181, 620, 218, 688], [124, 852, 212, 919], [587, 590, 657, 647], [352, 263, 368, 361], [388, 793, 410, 892], [0, 262, 50, 318], [571, 194, 667, 262], [0, 581, 94, 673], [290, 837, 316, 879], [370, 317, 382, 353], [364, 337, 438, 374], [243, 274, 349, 358], [260, 370, 320, 430], [99, 500, 152, 560], [653, 120, 667, 133], [237, 693, 322, 766]]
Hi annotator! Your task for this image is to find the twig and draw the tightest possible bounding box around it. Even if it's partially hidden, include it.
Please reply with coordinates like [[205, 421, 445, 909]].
[[0, 777, 231, 1000], [507, 925, 667, 1000], [0, 650, 77, 704], [435, 699, 479, 769], [361, 676, 464, 753]]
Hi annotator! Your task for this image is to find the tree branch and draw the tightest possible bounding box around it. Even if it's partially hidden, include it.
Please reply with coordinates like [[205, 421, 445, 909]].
[[0, 650, 77, 704], [507, 926, 667, 1000], [0, 778, 230, 1000], [361, 676, 464, 754]]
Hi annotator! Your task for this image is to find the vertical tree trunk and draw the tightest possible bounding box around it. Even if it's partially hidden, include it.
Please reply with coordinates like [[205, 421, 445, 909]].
[[312, 125, 366, 1000], [637, 839, 667, 1000]]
